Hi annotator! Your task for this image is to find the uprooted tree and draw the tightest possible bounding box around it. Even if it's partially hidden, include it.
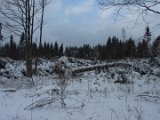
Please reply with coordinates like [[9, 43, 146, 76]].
[[0, 0, 49, 77]]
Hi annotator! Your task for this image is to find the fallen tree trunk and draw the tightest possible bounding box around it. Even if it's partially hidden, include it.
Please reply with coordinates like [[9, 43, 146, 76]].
[[72, 62, 148, 75]]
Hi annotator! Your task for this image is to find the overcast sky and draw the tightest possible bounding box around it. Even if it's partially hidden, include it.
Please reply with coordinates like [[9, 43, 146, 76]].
[[42, 0, 160, 47]]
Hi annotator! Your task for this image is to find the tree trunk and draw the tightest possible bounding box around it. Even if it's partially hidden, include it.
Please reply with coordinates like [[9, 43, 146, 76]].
[[26, 0, 32, 78]]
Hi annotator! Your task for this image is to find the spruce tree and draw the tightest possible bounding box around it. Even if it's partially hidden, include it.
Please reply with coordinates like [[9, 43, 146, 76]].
[[32, 42, 38, 58], [152, 35, 160, 57], [143, 26, 152, 56], [18, 32, 25, 59], [144, 26, 151, 43], [9, 35, 17, 59], [106, 37, 112, 59], [111, 36, 119, 59], [53, 41, 59, 57], [49, 43, 54, 57], [125, 38, 136, 58], [59, 43, 64, 57]]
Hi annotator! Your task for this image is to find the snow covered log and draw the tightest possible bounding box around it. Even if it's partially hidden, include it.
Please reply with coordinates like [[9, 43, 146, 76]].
[[72, 63, 108, 75], [72, 62, 148, 75]]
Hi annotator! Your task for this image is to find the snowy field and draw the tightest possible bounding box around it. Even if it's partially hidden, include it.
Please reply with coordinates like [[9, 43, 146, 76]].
[[0, 57, 160, 120]]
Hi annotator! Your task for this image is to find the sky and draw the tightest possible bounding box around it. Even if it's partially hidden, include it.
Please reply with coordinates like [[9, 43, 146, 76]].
[[42, 0, 160, 47]]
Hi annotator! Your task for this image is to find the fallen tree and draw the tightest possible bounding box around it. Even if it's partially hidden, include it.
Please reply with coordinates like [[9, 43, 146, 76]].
[[72, 62, 149, 76]]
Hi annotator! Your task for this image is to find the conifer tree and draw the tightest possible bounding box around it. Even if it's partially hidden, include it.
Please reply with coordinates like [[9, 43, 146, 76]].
[[49, 43, 53, 57], [59, 43, 64, 57], [53, 41, 59, 57], [144, 26, 151, 43], [143, 26, 152, 56], [32, 42, 38, 58], [152, 35, 160, 57], [9, 35, 17, 59], [106, 37, 112, 59], [111, 36, 119, 59], [125, 38, 136, 58], [137, 40, 149, 58], [18, 32, 25, 59]]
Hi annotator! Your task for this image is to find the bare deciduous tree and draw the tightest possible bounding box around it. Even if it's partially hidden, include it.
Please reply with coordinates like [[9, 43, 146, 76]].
[[0, 0, 49, 77]]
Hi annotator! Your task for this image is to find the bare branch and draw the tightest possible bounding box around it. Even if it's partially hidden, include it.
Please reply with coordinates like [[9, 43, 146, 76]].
[[97, 0, 160, 15]]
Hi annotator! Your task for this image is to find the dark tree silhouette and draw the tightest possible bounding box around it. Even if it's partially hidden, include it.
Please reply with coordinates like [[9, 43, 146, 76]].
[[125, 38, 136, 58], [59, 43, 64, 57], [54, 41, 59, 57], [152, 35, 160, 57]]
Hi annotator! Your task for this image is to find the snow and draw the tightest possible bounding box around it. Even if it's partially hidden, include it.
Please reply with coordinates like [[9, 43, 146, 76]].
[[0, 57, 160, 120]]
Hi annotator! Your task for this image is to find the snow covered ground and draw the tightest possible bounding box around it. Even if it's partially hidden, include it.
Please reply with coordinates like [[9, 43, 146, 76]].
[[0, 57, 160, 120]]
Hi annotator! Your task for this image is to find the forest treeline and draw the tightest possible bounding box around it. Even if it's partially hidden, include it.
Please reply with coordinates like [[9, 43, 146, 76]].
[[0, 27, 160, 60]]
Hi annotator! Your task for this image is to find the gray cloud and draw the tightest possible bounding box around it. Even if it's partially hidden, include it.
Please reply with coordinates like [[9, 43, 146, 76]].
[[42, 0, 160, 47]]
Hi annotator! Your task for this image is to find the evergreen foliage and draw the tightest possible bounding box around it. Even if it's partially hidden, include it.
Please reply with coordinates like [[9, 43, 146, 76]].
[[0, 26, 159, 60], [152, 35, 160, 57]]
